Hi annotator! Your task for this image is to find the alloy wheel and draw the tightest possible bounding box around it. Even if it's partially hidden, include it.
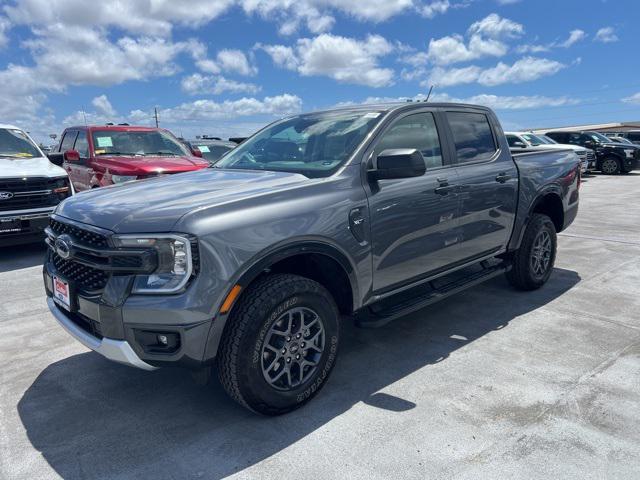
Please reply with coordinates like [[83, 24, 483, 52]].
[[261, 306, 325, 391], [530, 230, 552, 277]]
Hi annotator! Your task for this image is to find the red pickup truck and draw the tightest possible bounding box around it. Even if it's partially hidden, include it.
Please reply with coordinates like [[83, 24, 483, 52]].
[[48, 125, 209, 191]]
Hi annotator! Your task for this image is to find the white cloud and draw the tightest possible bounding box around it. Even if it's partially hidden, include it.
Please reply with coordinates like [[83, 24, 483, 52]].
[[215, 49, 257, 76], [467, 13, 524, 39], [151, 94, 303, 122], [91, 95, 116, 117], [622, 93, 640, 104], [262, 34, 395, 87], [0, 16, 10, 48], [595, 27, 619, 43], [360, 92, 578, 110], [420, 0, 450, 18], [21, 25, 202, 88], [181, 73, 260, 95], [427, 13, 523, 65], [477, 57, 565, 86], [560, 29, 586, 48], [425, 57, 565, 87], [4, 0, 235, 36], [257, 44, 299, 70]]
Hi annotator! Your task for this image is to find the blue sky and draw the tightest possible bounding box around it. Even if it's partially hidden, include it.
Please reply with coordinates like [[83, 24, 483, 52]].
[[0, 0, 638, 143]]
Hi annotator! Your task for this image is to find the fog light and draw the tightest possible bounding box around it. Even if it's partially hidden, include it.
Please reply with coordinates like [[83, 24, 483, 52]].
[[133, 330, 180, 354]]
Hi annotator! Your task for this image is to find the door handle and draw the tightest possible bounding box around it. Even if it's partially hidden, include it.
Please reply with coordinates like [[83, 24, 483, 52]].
[[435, 184, 456, 196], [495, 172, 512, 183]]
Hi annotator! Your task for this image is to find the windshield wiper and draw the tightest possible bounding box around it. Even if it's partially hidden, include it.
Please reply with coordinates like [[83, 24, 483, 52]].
[[95, 151, 140, 156], [144, 151, 178, 156]]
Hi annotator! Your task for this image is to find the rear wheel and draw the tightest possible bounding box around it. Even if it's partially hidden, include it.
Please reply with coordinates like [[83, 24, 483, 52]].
[[217, 274, 340, 415], [600, 157, 621, 175], [506, 214, 557, 291]]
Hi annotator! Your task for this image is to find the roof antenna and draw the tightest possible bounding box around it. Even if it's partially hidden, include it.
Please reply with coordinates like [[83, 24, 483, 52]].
[[82, 108, 87, 125], [425, 85, 434, 102]]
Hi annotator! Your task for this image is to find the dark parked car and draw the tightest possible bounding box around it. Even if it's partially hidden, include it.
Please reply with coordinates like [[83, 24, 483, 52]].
[[183, 138, 236, 164], [544, 130, 639, 174], [607, 131, 640, 145], [44, 103, 580, 414]]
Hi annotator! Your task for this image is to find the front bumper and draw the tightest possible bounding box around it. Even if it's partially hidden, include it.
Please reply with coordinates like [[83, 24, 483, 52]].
[[44, 258, 214, 370], [0, 209, 53, 247], [47, 298, 157, 370]]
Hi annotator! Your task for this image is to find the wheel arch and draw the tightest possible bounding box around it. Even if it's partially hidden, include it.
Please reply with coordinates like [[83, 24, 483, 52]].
[[202, 240, 359, 364]]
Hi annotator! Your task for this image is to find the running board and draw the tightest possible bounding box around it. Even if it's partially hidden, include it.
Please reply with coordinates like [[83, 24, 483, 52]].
[[356, 261, 509, 328]]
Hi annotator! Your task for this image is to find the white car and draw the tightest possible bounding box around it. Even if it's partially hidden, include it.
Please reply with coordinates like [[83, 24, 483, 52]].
[[0, 124, 73, 247], [505, 131, 592, 173]]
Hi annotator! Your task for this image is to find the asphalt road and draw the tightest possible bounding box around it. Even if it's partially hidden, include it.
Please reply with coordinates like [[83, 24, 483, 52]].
[[1, 173, 639, 479]]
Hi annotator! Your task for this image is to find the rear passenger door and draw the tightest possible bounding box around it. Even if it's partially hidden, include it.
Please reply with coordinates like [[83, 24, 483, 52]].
[[366, 109, 462, 293], [445, 110, 518, 262]]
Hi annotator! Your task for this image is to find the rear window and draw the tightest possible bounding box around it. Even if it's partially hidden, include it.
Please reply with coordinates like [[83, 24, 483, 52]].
[[446, 112, 497, 164]]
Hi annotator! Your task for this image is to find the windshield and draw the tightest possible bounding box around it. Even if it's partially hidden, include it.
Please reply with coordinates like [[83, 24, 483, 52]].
[[215, 110, 385, 178], [191, 143, 234, 162], [0, 128, 41, 158], [91, 130, 189, 156], [522, 133, 546, 146], [536, 134, 557, 145], [587, 132, 613, 143]]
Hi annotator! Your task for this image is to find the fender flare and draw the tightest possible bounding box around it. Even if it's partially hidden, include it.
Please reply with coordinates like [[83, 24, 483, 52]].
[[511, 185, 564, 251], [201, 239, 360, 363]]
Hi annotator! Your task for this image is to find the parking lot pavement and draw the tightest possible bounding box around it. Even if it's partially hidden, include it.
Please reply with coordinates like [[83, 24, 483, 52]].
[[1, 173, 639, 480]]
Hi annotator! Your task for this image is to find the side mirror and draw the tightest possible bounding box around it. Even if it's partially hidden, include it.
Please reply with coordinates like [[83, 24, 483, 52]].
[[513, 141, 527, 148], [369, 149, 426, 181], [191, 148, 203, 158], [47, 153, 64, 166], [584, 140, 595, 148], [63, 149, 80, 162]]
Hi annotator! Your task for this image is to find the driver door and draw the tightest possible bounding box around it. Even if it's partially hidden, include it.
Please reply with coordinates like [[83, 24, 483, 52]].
[[365, 110, 462, 293]]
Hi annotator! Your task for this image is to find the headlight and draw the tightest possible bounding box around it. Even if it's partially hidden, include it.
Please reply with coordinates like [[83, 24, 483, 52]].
[[113, 234, 194, 294], [624, 149, 635, 158], [112, 174, 138, 184]]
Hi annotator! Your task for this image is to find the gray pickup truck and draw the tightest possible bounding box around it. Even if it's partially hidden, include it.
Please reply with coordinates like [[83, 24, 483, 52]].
[[43, 103, 580, 414]]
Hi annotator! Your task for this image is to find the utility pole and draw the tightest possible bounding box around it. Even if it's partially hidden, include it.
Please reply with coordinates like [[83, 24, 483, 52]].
[[425, 85, 434, 102], [154, 107, 159, 128]]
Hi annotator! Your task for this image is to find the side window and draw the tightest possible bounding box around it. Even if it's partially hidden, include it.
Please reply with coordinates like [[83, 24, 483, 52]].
[[506, 135, 521, 147], [446, 111, 497, 164], [73, 131, 89, 159], [376, 112, 443, 169], [60, 131, 78, 152], [567, 133, 582, 145], [627, 132, 640, 142]]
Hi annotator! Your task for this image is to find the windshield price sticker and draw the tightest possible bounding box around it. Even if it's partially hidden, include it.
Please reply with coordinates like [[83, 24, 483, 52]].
[[197, 145, 210, 152], [96, 137, 113, 147]]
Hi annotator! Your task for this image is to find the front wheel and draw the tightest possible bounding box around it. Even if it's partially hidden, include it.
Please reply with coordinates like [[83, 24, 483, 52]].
[[217, 274, 340, 415], [506, 214, 557, 291], [600, 157, 621, 175]]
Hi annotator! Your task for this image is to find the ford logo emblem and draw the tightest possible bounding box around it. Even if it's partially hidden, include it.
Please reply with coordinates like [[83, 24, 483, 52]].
[[54, 235, 73, 260], [0, 191, 14, 200]]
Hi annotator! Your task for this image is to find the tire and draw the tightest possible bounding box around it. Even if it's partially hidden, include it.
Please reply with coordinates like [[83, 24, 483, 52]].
[[600, 157, 621, 175], [217, 273, 340, 415], [506, 213, 557, 291]]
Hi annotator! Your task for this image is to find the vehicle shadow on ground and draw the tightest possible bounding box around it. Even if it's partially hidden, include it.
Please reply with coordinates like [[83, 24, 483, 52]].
[[18, 268, 580, 479], [0, 242, 47, 273]]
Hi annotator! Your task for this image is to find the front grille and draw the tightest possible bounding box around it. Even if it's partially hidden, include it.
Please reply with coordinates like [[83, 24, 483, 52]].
[[52, 250, 109, 292], [50, 218, 109, 248], [0, 177, 69, 212], [66, 310, 103, 339], [586, 152, 596, 161]]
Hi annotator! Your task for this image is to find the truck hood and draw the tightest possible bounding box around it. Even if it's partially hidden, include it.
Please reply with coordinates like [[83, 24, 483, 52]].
[[95, 155, 209, 174], [0, 156, 68, 179], [55, 168, 311, 233]]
